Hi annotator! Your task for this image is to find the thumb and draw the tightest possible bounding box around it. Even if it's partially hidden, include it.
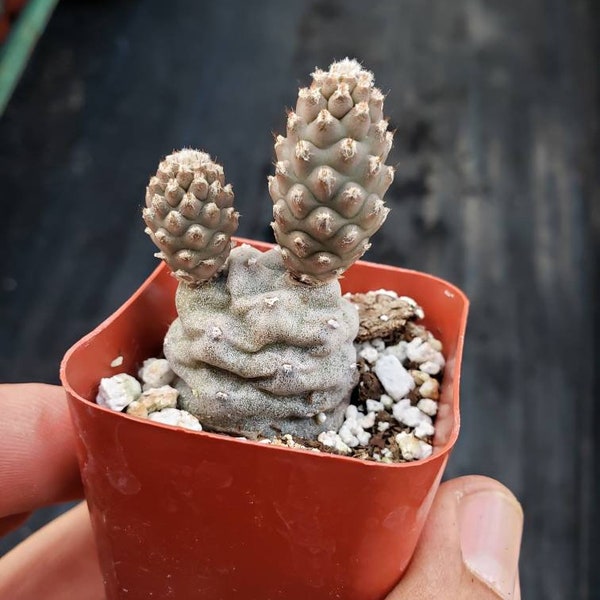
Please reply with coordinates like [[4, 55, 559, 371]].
[[388, 475, 523, 600]]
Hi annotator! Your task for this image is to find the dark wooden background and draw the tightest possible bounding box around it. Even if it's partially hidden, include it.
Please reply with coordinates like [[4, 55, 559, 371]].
[[0, 1, 598, 598]]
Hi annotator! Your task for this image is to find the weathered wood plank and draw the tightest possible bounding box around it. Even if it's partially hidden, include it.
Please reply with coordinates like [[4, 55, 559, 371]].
[[0, 1, 597, 597]]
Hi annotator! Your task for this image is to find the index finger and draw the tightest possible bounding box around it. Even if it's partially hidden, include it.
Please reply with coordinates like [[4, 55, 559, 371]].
[[0, 383, 83, 524]]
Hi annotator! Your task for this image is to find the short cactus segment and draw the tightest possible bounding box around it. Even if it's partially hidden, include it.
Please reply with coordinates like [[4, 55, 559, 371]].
[[269, 58, 394, 285], [143, 149, 239, 285]]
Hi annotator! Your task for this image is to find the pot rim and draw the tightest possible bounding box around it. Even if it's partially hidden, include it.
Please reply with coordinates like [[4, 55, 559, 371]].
[[60, 237, 469, 469]]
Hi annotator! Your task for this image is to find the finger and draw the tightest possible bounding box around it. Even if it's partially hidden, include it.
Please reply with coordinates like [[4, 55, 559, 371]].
[[388, 475, 523, 600], [513, 570, 521, 600], [0, 384, 83, 519], [0, 502, 104, 600]]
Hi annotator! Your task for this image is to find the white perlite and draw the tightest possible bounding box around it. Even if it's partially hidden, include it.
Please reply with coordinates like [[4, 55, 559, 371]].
[[417, 398, 438, 417], [338, 405, 373, 447], [405, 338, 445, 369], [419, 378, 440, 400], [420, 360, 441, 375], [383, 341, 408, 363], [396, 431, 432, 461], [380, 394, 394, 409], [318, 430, 351, 454], [358, 346, 379, 364], [110, 355, 124, 368], [373, 355, 415, 400], [392, 399, 435, 439], [365, 399, 384, 413], [148, 407, 202, 431], [138, 358, 175, 391], [97, 373, 141, 411], [127, 385, 179, 418]]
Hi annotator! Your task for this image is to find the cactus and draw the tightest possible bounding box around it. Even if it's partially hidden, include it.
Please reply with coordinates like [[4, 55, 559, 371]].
[[144, 60, 393, 439], [164, 244, 359, 438], [269, 58, 394, 285], [143, 149, 239, 285]]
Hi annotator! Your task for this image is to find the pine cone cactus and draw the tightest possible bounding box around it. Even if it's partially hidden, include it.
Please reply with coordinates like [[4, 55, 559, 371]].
[[268, 58, 394, 285], [143, 149, 239, 285]]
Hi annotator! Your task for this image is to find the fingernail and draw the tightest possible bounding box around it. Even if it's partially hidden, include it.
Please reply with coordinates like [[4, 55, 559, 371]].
[[459, 490, 523, 599]]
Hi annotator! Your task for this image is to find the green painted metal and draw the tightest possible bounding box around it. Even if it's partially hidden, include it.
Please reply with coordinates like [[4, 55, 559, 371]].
[[0, 0, 59, 114]]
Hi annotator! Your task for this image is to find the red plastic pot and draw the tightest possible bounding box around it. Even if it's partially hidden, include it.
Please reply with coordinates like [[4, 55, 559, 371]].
[[60, 238, 468, 600]]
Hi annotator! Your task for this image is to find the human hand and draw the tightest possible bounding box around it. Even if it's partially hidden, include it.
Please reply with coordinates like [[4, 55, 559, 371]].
[[388, 476, 522, 599], [0, 384, 522, 600], [0, 384, 104, 599]]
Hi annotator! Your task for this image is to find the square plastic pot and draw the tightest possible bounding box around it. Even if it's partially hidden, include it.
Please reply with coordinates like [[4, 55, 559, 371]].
[[60, 238, 468, 600]]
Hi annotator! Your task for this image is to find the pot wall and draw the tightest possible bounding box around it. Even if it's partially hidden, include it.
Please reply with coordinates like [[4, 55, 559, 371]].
[[61, 238, 468, 600]]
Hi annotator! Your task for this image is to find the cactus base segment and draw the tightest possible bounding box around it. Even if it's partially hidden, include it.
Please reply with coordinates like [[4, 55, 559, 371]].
[[164, 244, 359, 438]]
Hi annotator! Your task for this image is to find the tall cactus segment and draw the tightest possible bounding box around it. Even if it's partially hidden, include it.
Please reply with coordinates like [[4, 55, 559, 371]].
[[143, 149, 239, 285], [269, 58, 394, 285]]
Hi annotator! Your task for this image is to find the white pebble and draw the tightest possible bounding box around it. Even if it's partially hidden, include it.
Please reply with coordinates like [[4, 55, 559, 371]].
[[396, 432, 432, 461], [357, 429, 372, 445], [318, 431, 351, 454], [428, 336, 443, 351], [327, 319, 340, 329], [338, 405, 373, 447], [419, 378, 440, 400], [359, 411, 376, 429], [379, 314, 389, 322], [110, 355, 124, 368], [414, 421, 435, 439], [127, 385, 179, 418], [97, 373, 141, 411], [138, 358, 175, 390], [410, 369, 430, 386], [406, 338, 445, 368], [377, 421, 390, 432], [359, 346, 379, 364], [374, 355, 415, 400], [384, 341, 408, 363], [380, 394, 394, 409], [420, 360, 441, 375], [338, 424, 359, 448], [365, 399, 384, 413], [417, 398, 438, 417], [148, 408, 202, 431], [315, 412, 327, 424], [393, 399, 433, 430], [345, 404, 359, 420]]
